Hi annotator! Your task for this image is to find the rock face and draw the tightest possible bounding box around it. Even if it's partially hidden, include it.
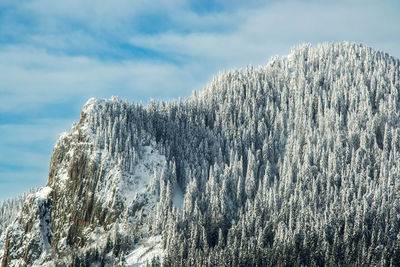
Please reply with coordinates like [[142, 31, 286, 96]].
[[2, 43, 400, 266], [1, 98, 169, 266]]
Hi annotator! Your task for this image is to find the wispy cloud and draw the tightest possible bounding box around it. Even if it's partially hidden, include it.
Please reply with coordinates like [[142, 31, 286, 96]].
[[0, 45, 206, 112], [131, 0, 400, 68]]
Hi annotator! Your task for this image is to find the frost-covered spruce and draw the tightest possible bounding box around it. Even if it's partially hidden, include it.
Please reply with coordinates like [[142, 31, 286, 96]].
[[2, 42, 400, 267]]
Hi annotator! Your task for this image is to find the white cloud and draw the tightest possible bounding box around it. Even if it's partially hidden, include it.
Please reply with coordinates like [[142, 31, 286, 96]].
[[17, 0, 188, 35], [0, 45, 209, 113], [131, 0, 400, 69]]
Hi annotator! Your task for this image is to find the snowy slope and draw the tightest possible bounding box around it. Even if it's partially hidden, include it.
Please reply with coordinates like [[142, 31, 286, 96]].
[[2, 43, 400, 267], [126, 235, 164, 267]]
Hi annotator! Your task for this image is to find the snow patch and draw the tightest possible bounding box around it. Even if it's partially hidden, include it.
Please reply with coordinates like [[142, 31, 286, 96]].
[[119, 146, 166, 204], [125, 235, 164, 267], [35, 187, 52, 200]]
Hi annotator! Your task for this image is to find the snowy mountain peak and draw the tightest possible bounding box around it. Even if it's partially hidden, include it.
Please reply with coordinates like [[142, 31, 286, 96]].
[[2, 43, 400, 266]]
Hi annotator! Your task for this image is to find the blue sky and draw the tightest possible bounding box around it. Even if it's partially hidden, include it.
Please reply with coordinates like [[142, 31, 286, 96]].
[[0, 0, 399, 201]]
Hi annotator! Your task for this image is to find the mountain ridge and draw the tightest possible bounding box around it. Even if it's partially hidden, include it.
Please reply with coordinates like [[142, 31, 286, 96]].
[[1, 42, 400, 266]]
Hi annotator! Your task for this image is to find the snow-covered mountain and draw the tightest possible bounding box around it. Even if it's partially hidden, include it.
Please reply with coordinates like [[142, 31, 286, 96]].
[[1, 42, 400, 266]]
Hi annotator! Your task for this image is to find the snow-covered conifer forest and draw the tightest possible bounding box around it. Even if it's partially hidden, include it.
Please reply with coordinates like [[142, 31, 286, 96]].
[[0, 189, 36, 240], [1, 42, 400, 266]]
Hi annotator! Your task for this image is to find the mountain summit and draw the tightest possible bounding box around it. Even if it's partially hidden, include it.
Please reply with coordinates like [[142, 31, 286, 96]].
[[1, 43, 400, 266]]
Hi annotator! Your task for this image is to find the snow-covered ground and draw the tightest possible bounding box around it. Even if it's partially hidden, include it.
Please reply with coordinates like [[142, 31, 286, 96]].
[[35, 186, 52, 199], [120, 146, 166, 203], [121, 147, 167, 265], [125, 235, 164, 267]]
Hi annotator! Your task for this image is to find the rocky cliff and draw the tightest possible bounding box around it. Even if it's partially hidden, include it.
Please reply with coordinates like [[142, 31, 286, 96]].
[[1, 98, 170, 266]]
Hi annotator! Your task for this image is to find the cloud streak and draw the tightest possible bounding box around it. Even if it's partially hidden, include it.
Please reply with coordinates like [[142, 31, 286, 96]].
[[131, 0, 400, 67], [0, 45, 207, 113]]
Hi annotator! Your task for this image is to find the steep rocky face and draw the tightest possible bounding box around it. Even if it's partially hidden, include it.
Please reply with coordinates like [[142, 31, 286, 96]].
[[1, 98, 168, 266], [47, 125, 113, 251]]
